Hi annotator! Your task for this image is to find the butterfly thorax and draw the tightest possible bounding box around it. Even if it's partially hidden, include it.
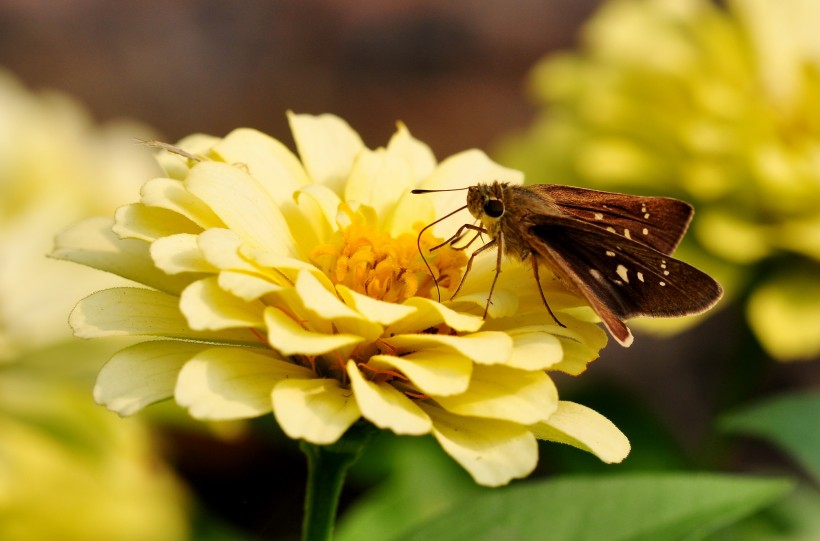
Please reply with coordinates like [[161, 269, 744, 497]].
[[468, 181, 562, 261]]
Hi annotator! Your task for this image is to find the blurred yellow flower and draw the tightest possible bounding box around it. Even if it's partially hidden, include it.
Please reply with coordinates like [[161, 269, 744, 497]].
[[0, 69, 188, 540], [0, 373, 188, 541], [0, 69, 160, 360], [497, 0, 820, 361], [54, 113, 630, 486]]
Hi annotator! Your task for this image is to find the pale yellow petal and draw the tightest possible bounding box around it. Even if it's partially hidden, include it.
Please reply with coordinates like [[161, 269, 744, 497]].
[[550, 338, 602, 375], [287, 112, 366, 194], [346, 361, 431, 435], [384, 190, 436, 237], [113, 203, 202, 241], [344, 148, 414, 225], [272, 378, 361, 444], [531, 401, 630, 464], [264, 306, 363, 356], [179, 277, 265, 330], [212, 127, 309, 205], [218, 270, 282, 301], [370, 350, 472, 396], [485, 313, 605, 375], [95, 341, 208, 416], [386, 121, 437, 183], [70, 287, 256, 344], [150, 233, 216, 274], [432, 365, 558, 424], [295, 269, 383, 341], [176, 347, 312, 420], [388, 296, 484, 335], [240, 248, 316, 284], [295, 184, 342, 238], [336, 284, 417, 326], [51, 216, 191, 295], [196, 228, 268, 277], [507, 330, 564, 370], [384, 331, 513, 365], [421, 404, 538, 487], [184, 161, 296, 256], [140, 177, 223, 228], [450, 289, 519, 320]]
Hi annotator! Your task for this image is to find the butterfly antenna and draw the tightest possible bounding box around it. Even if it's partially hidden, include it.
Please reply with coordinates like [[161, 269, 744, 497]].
[[414, 203, 469, 302]]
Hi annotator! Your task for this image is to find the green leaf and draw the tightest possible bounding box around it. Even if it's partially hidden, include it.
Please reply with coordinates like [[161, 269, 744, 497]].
[[395, 473, 792, 541], [704, 486, 820, 541], [720, 392, 820, 484]]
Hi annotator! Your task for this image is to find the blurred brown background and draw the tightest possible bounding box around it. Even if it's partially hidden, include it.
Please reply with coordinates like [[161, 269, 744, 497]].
[[0, 0, 599, 155]]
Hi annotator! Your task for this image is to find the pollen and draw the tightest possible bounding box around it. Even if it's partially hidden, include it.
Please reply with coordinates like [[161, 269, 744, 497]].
[[309, 221, 467, 303]]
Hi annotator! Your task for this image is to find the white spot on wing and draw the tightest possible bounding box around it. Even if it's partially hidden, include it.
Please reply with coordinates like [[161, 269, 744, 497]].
[[637, 272, 645, 282], [663, 270, 669, 276], [624, 229, 632, 239], [616, 265, 629, 283], [606, 226, 616, 234], [659, 281, 666, 286], [590, 269, 604, 282], [642, 228, 648, 235], [594, 213, 604, 220], [606, 250, 615, 257]]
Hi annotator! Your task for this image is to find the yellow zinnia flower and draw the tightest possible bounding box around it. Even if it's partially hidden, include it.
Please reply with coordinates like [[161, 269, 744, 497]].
[[54, 113, 629, 486], [498, 0, 820, 360]]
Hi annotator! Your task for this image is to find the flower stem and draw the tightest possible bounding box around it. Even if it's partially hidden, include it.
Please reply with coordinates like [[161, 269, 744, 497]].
[[300, 423, 378, 541]]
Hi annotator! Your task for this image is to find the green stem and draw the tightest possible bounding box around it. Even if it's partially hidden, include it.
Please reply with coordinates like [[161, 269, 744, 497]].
[[300, 423, 378, 541]]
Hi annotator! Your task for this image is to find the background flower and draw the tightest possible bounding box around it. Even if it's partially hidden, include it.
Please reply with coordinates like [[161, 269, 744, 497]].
[[496, 0, 820, 361], [0, 69, 189, 541], [54, 113, 629, 487]]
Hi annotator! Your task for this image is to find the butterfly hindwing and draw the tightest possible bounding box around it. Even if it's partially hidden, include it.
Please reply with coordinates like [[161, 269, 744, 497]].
[[525, 213, 723, 321]]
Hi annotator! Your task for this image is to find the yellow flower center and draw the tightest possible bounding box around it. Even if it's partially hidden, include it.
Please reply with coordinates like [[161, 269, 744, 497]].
[[309, 221, 467, 303]]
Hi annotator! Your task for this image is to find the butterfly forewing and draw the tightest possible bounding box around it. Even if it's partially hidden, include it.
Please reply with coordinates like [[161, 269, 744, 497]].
[[526, 213, 723, 320], [530, 184, 694, 255]]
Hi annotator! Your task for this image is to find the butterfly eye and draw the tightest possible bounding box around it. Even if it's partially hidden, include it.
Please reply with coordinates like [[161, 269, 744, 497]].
[[483, 199, 504, 218]]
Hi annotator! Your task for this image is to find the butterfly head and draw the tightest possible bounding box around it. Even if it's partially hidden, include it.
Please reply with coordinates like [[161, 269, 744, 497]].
[[467, 182, 508, 233]]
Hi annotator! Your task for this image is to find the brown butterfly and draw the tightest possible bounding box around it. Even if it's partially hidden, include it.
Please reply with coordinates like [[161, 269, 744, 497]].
[[413, 182, 723, 347]]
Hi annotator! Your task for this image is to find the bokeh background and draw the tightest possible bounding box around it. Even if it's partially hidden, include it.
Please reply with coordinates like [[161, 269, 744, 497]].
[[1, 1, 818, 540]]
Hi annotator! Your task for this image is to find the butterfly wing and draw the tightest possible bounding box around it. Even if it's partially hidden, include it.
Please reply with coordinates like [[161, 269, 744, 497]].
[[525, 213, 723, 346], [531, 184, 694, 255]]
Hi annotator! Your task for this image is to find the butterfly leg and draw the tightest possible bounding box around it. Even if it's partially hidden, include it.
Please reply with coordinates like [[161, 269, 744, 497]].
[[531, 256, 566, 328], [482, 232, 504, 319], [450, 235, 497, 304], [419, 220, 485, 302], [433, 222, 485, 252]]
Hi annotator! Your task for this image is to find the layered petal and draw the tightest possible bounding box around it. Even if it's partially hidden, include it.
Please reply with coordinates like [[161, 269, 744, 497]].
[[531, 401, 631, 464], [95, 340, 209, 415], [176, 347, 311, 420], [347, 361, 432, 435], [422, 404, 539, 487], [272, 378, 362, 444]]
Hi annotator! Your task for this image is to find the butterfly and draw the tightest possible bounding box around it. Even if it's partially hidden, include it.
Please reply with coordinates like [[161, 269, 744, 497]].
[[414, 182, 723, 347]]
